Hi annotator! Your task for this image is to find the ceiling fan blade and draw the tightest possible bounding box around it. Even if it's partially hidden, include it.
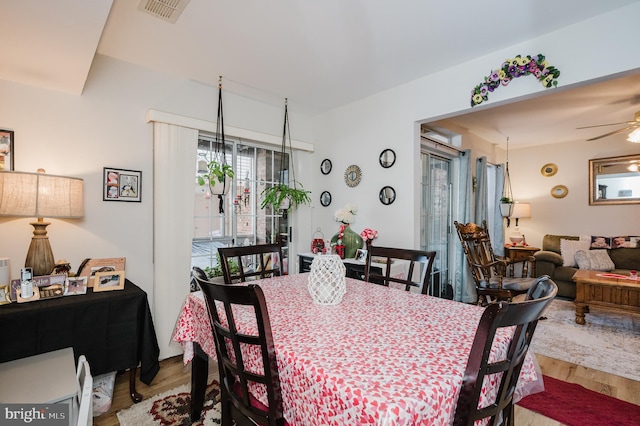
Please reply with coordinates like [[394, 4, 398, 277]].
[[586, 125, 636, 141], [577, 121, 637, 129]]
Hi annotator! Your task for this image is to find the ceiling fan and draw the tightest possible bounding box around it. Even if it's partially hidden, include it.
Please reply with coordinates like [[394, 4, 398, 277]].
[[577, 111, 640, 141]]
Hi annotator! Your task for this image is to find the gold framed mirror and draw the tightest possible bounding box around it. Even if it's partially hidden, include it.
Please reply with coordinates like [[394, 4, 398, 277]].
[[589, 154, 640, 205], [551, 185, 568, 199]]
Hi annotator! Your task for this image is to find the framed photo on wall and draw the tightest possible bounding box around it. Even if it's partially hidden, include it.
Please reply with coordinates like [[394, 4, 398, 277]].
[[93, 271, 125, 292], [0, 129, 14, 171], [103, 167, 141, 202]]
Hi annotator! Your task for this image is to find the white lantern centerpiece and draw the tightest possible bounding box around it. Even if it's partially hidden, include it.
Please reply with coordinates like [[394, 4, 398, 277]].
[[307, 255, 346, 305]]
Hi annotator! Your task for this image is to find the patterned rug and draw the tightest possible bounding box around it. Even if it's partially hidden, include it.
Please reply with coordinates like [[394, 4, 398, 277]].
[[117, 381, 222, 426], [531, 299, 640, 381]]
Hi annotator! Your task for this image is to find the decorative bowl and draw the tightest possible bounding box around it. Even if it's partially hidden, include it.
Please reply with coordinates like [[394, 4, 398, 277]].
[[509, 236, 524, 245]]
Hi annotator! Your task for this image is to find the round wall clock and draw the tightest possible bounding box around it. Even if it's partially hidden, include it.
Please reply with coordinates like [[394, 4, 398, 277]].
[[344, 165, 362, 187]]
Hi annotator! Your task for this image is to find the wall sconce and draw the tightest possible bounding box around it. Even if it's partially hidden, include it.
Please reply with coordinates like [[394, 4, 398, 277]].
[[0, 169, 84, 276]]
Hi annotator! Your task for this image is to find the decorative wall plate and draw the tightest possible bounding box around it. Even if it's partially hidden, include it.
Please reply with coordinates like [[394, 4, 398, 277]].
[[541, 163, 558, 177], [320, 159, 332, 175], [551, 185, 568, 198], [344, 165, 362, 187]]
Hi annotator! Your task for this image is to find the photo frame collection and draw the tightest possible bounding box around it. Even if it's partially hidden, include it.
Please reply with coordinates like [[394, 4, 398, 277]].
[[103, 167, 141, 202], [77, 257, 126, 287]]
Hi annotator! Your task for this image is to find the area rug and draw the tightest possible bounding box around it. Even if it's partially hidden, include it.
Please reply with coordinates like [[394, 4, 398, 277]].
[[530, 298, 640, 381], [117, 381, 222, 426], [517, 375, 640, 426]]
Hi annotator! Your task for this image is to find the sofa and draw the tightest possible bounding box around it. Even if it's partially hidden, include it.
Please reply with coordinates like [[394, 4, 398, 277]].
[[533, 234, 640, 299]]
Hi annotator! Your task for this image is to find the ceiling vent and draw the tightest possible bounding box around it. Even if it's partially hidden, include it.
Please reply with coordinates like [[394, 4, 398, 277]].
[[137, 0, 190, 24]]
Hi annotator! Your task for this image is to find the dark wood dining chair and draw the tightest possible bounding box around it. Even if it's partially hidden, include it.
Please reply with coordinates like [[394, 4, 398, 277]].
[[453, 277, 558, 426], [364, 245, 436, 294], [217, 243, 284, 284], [454, 220, 537, 305], [198, 279, 288, 426]]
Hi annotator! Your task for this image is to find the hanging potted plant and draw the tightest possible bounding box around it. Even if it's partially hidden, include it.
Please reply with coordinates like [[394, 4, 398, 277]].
[[197, 160, 234, 195], [260, 98, 311, 214], [499, 196, 514, 217]]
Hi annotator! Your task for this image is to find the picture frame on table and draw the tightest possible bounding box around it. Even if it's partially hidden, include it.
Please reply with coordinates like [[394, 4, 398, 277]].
[[64, 276, 87, 296], [0, 284, 11, 305], [77, 257, 126, 287], [355, 249, 368, 262], [0, 129, 14, 171], [93, 271, 125, 292], [103, 167, 141, 202]]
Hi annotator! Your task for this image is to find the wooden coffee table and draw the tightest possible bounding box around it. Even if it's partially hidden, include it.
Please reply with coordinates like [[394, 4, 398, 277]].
[[572, 269, 640, 324]]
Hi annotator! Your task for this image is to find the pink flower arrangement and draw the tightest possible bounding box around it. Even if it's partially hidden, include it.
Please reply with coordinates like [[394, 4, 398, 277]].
[[360, 228, 378, 242]]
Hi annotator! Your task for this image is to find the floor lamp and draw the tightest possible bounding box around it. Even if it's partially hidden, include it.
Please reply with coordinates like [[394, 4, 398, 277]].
[[0, 169, 84, 276]]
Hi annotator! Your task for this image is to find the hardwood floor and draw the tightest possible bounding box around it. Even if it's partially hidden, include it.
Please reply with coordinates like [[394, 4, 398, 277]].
[[95, 354, 640, 425]]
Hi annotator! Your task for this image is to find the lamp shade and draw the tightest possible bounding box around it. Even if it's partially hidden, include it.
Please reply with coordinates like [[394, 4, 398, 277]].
[[511, 202, 531, 219], [0, 170, 84, 218]]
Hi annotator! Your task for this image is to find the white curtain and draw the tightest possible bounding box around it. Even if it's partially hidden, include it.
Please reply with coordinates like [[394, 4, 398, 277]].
[[152, 122, 198, 359], [453, 149, 476, 303]]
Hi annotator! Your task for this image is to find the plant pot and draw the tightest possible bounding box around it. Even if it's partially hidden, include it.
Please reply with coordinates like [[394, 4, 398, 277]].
[[500, 202, 514, 217], [209, 176, 231, 195]]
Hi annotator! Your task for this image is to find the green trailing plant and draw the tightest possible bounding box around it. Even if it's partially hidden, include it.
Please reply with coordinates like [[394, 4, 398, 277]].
[[197, 160, 234, 186], [500, 196, 513, 204], [260, 98, 311, 213], [204, 253, 239, 278], [260, 181, 312, 212]]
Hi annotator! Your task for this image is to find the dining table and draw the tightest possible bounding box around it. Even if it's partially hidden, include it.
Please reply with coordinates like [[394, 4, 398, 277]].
[[172, 273, 543, 425]]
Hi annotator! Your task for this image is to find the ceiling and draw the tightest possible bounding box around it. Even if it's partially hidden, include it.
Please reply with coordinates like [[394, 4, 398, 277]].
[[2, 0, 640, 147]]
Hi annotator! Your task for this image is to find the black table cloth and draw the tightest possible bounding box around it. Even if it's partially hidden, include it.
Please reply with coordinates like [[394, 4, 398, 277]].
[[0, 279, 160, 385]]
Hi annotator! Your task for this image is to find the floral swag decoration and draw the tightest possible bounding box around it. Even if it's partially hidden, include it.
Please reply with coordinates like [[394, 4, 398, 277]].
[[470, 54, 560, 107]]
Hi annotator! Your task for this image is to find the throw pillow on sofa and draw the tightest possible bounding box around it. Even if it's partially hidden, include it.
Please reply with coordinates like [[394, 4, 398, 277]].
[[575, 249, 615, 271], [560, 239, 591, 267]]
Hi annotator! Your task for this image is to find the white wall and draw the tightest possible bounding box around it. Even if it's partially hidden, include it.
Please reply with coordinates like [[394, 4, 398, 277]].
[[2, 2, 640, 359], [310, 3, 640, 250]]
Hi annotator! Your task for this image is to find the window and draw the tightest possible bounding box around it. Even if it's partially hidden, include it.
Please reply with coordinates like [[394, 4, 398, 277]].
[[192, 133, 289, 273]]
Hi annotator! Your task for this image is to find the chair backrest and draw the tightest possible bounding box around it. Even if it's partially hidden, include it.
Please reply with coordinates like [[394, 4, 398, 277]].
[[76, 355, 93, 426], [364, 246, 436, 294], [218, 243, 284, 284], [453, 279, 558, 426], [190, 266, 208, 292], [453, 220, 503, 287], [198, 279, 286, 426], [525, 274, 555, 300]]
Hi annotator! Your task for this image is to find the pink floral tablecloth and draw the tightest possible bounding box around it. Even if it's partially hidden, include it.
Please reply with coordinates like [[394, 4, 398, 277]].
[[172, 274, 541, 425]]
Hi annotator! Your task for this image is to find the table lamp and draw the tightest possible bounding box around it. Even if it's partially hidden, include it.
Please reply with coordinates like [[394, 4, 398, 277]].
[[0, 169, 84, 276]]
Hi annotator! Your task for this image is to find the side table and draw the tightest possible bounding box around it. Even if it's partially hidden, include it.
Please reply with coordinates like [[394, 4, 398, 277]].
[[504, 245, 539, 277]]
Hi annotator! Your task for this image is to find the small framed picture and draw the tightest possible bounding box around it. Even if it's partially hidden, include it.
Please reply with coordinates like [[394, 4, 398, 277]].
[[355, 249, 368, 262], [77, 257, 126, 287], [0, 284, 11, 305], [93, 271, 125, 292], [0, 129, 14, 171], [65, 277, 87, 296], [103, 167, 141, 202]]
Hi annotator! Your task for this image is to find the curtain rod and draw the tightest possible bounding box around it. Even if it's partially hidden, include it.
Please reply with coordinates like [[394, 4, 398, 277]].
[[420, 136, 466, 154]]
